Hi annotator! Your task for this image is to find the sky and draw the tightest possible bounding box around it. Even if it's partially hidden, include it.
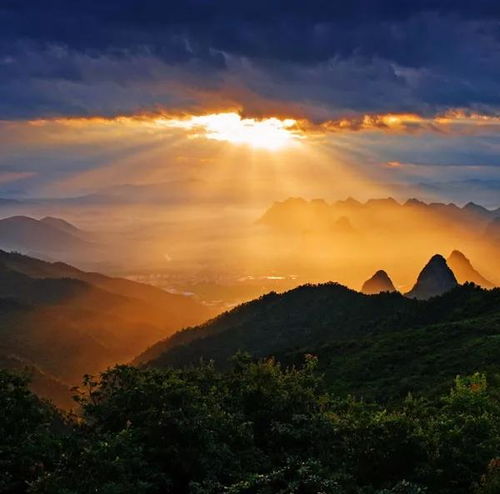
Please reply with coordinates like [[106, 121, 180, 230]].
[[1, 1, 500, 207]]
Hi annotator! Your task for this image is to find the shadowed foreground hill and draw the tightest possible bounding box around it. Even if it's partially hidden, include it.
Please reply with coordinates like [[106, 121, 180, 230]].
[[137, 283, 409, 366], [141, 282, 500, 384], [2, 362, 500, 493], [284, 309, 500, 402]]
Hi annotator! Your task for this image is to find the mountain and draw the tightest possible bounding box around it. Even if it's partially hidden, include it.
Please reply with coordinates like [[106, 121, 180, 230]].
[[283, 300, 500, 402], [137, 284, 407, 366], [256, 198, 500, 287], [361, 270, 396, 294], [139, 281, 499, 371], [485, 217, 500, 242], [0, 215, 91, 254], [0, 250, 215, 406], [447, 250, 494, 288], [39, 216, 84, 237], [0, 250, 214, 329], [461, 201, 497, 222], [259, 197, 500, 233], [0, 352, 72, 409], [405, 254, 458, 299]]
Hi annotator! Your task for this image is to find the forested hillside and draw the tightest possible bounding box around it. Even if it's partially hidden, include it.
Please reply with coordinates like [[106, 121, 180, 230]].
[[2, 360, 499, 493]]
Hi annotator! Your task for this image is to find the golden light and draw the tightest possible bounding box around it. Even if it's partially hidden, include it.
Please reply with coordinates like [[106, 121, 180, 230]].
[[158, 112, 300, 150]]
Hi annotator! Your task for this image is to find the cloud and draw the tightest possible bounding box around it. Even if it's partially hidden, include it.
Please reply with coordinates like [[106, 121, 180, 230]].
[[3, 2, 500, 120], [0, 170, 36, 183]]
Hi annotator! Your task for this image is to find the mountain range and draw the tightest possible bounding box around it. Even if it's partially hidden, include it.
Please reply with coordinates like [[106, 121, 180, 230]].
[[259, 197, 500, 233], [137, 252, 498, 392], [0, 215, 97, 262], [139, 278, 500, 394], [359, 250, 494, 296], [0, 242, 497, 408], [0, 250, 215, 407]]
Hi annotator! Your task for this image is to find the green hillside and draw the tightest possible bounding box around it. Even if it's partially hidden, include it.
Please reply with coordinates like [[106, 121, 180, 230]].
[[283, 312, 500, 402]]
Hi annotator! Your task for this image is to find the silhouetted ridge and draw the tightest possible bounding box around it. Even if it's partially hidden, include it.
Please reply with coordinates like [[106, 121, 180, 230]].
[[406, 254, 458, 299], [141, 280, 500, 370], [361, 270, 396, 294], [447, 250, 494, 288], [137, 283, 406, 366]]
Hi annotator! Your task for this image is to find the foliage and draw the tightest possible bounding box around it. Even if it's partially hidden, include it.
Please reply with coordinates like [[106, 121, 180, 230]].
[[0, 361, 499, 493], [0, 370, 62, 493], [144, 284, 500, 376]]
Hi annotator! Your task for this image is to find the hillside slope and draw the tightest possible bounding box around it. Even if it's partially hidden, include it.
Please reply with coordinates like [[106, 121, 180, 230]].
[[283, 310, 500, 401], [142, 282, 500, 371], [0, 251, 215, 406], [0, 250, 214, 329], [0, 216, 91, 252]]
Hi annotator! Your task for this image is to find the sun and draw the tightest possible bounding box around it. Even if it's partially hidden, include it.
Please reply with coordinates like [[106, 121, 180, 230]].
[[159, 112, 299, 150]]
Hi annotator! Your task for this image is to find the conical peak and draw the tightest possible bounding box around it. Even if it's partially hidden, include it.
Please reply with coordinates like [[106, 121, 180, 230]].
[[417, 254, 456, 283], [362, 269, 396, 295], [427, 254, 447, 265], [447, 250, 494, 288], [448, 250, 468, 262], [406, 254, 457, 299]]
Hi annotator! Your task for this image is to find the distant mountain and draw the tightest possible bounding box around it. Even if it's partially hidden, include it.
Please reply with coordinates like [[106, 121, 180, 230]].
[[390, 179, 500, 209], [406, 254, 458, 300], [461, 201, 497, 222], [258, 198, 500, 242], [39, 216, 84, 237], [139, 281, 499, 370], [333, 216, 356, 234], [485, 217, 500, 243], [361, 270, 396, 294], [447, 250, 494, 288], [0, 250, 215, 406], [0, 215, 91, 253]]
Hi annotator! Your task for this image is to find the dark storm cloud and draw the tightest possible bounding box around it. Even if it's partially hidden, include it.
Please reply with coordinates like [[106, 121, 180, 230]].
[[3, 1, 500, 119]]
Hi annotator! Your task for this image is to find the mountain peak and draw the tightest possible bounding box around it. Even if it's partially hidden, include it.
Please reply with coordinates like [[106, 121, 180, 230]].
[[448, 250, 467, 262], [406, 254, 458, 299], [463, 201, 483, 210], [365, 197, 400, 207], [40, 216, 81, 235], [404, 198, 425, 207], [334, 196, 362, 207], [447, 250, 494, 288], [361, 270, 396, 294]]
